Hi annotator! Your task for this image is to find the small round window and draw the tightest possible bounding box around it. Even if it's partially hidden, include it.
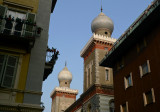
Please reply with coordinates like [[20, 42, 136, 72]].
[[105, 32, 108, 34], [65, 82, 67, 84]]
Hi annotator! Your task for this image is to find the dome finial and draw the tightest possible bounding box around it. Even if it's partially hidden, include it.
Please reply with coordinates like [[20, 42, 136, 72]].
[[101, 0, 103, 12], [65, 61, 67, 67]]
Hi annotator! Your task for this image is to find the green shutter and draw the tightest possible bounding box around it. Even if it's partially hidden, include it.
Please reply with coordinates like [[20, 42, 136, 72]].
[[0, 5, 7, 32], [1, 55, 18, 88], [24, 13, 36, 37], [0, 5, 7, 17], [0, 54, 6, 83]]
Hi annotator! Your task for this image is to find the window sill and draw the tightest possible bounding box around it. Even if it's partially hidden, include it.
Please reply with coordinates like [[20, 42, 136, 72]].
[[145, 102, 154, 107], [125, 85, 133, 90], [141, 72, 151, 78]]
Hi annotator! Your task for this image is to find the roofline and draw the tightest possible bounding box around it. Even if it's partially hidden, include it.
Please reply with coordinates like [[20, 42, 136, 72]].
[[100, 0, 160, 67]]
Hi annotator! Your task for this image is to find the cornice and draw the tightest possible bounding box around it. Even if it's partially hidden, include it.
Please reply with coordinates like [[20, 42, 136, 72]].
[[80, 33, 116, 57]]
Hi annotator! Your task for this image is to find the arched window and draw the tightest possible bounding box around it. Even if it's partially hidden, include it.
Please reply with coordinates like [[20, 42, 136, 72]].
[[109, 100, 115, 112]]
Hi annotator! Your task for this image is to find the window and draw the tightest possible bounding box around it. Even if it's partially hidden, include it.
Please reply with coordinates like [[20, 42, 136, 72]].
[[0, 5, 36, 37], [124, 73, 133, 89], [137, 39, 146, 52], [106, 69, 109, 81], [4, 10, 26, 35], [109, 100, 115, 112], [143, 88, 155, 106], [139, 60, 151, 77], [0, 54, 18, 88], [120, 102, 128, 112]]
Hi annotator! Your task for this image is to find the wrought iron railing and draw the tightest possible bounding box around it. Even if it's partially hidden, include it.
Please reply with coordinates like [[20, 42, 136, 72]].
[[43, 47, 59, 81], [0, 16, 42, 38]]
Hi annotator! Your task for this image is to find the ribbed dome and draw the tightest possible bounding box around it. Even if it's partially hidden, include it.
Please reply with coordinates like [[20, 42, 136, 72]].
[[91, 12, 114, 34], [58, 66, 72, 82]]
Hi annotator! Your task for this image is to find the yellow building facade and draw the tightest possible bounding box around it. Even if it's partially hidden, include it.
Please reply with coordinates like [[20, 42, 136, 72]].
[[0, 0, 57, 111]]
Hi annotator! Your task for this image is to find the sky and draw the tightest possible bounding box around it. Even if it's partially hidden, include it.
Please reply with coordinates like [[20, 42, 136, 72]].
[[42, 0, 153, 111]]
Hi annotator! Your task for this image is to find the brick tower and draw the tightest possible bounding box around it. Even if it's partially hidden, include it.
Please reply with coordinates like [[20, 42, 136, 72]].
[[50, 65, 78, 112]]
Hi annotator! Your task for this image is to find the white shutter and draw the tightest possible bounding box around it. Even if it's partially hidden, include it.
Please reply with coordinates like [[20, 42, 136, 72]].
[[1, 55, 18, 88]]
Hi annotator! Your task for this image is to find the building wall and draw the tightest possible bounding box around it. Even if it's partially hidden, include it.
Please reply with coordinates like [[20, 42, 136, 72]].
[[113, 22, 160, 112], [23, 0, 52, 105], [2, 0, 39, 13], [84, 48, 96, 91], [97, 48, 113, 86], [83, 43, 113, 92], [0, 0, 40, 105], [82, 94, 114, 112], [52, 92, 76, 112], [0, 0, 53, 111]]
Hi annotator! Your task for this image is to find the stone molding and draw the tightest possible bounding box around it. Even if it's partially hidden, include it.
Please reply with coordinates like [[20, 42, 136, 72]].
[[50, 87, 78, 97], [80, 33, 116, 57]]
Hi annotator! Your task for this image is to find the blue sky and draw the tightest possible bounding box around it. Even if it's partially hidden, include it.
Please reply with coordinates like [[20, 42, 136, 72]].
[[42, 0, 153, 111]]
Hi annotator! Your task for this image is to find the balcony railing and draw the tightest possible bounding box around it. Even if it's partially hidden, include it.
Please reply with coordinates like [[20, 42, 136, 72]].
[[0, 16, 42, 38], [43, 47, 59, 81]]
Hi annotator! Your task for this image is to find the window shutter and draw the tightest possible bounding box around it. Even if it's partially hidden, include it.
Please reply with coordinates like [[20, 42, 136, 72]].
[[23, 12, 36, 37], [1, 56, 18, 88], [120, 105, 122, 112], [0, 54, 6, 83], [0, 5, 8, 32], [130, 72, 133, 86], [147, 60, 151, 73], [143, 93, 147, 106], [151, 88, 155, 103], [126, 102, 129, 112], [124, 77, 127, 89], [139, 66, 143, 78]]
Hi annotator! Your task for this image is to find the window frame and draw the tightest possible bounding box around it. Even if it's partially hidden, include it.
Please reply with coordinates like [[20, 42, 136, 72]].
[[105, 68, 109, 81], [139, 60, 151, 78], [120, 101, 129, 112], [143, 88, 155, 106], [109, 100, 115, 112], [0, 54, 18, 88], [124, 72, 133, 89]]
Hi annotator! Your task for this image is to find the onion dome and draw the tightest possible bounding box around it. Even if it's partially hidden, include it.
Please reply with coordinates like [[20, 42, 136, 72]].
[[91, 12, 114, 36], [58, 65, 72, 87]]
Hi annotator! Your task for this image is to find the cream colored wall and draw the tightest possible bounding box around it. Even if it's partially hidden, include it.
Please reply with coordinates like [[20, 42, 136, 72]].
[[97, 49, 113, 86], [53, 95, 76, 112], [84, 50, 96, 91], [59, 80, 71, 88]]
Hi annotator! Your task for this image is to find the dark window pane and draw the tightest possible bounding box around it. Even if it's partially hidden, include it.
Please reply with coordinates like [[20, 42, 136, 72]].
[[2, 76, 13, 87], [7, 56, 17, 66], [5, 66, 15, 76], [146, 91, 153, 104]]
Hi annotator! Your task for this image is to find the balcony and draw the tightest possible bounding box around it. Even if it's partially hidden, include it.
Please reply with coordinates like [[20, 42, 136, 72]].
[[0, 15, 42, 52], [43, 47, 59, 81]]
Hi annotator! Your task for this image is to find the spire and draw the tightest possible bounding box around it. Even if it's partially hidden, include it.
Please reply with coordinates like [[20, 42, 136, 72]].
[[101, 0, 103, 12], [65, 61, 67, 67]]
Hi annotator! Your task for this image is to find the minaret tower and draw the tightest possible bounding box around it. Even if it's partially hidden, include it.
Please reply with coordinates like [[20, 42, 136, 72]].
[[80, 10, 116, 91], [50, 65, 78, 112]]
